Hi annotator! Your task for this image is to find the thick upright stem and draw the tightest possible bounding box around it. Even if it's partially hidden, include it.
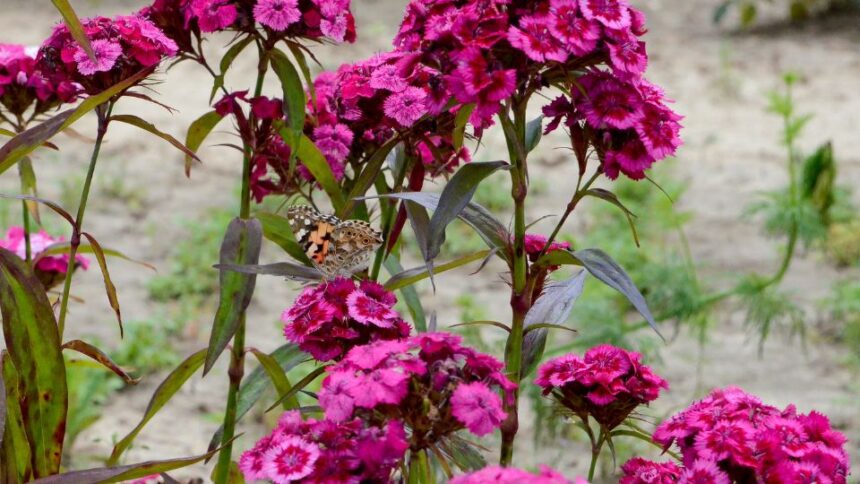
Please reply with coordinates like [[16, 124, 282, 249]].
[[57, 103, 111, 338], [213, 50, 268, 483], [500, 102, 530, 466]]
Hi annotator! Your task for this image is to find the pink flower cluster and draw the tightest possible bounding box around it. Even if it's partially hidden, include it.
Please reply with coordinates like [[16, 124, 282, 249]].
[[281, 278, 411, 361], [393, 0, 681, 178], [239, 410, 408, 483], [308, 51, 470, 180], [319, 333, 516, 446], [37, 14, 177, 94], [451, 465, 586, 484], [0, 226, 89, 288], [536, 344, 667, 429], [623, 387, 851, 483], [143, 0, 355, 47], [0, 44, 78, 117]]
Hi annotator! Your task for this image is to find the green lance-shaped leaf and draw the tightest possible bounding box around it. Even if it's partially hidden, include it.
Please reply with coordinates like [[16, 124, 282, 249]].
[[37, 241, 156, 271], [34, 445, 230, 484], [50, 0, 95, 63], [61, 340, 140, 385], [184, 110, 223, 176], [0, 249, 67, 477], [339, 137, 399, 219], [19, 156, 40, 223], [404, 201, 434, 283], [383, 256, 426, 332], [249, 349, 298, 410], [207, 344, 306, 454], [3, 352, 33, 482], [204, 218, 263, 374], [81, 233, 123, 336], [0, 69, 150, 174], [284, 132, 346, 212], [585, 188, 639, 246], [524, 115, 543, 153], [426, 161, 509, 261], [452, 104, 476, 151], [537, 248, 661, 338], [210, 36, 254, 102], [215, 261, 321, 283], [255, 211, 312, 265], [0, 194, 76, 229], [108, 349, 207, 466], [438, 434, 486, 472], [520, 270, 587, 379], [110, 114, 201, 173], [269, 49, 306, 173], [384, 250, 491, 291], [360, 192, 511, 263]]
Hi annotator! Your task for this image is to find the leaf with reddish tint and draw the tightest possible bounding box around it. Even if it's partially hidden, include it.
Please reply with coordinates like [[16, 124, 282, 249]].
[[0, 69, 149, 175], [110, 114, 201, 175], [37, 241, 156, 271], [204, 218, 263, 374], [81, 233, 123, 337], [2, 353, 32, 482], [61, 340, 140, 385], [207, 344, 306, 455], [0, 194, 76, 228], [184, 110, 223, 176], [384, 250, 491, 291], [209, 36, 254, 102], [0, 249, 67, 477], [50, 0, 94, 63], [33, 445, 229, 483], [108, 349, 207, 466]]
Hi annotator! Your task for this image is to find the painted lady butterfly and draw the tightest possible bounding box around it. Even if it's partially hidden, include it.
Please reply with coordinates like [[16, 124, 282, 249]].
[[286, 205, 383, 279]]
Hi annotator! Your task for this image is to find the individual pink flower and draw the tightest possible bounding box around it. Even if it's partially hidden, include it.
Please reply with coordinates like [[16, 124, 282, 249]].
[[579, 0, 632, 29], [0, 227, 89, 288], [679, 459, 730, 484], [383, 86, 428, 127], [549, 0, 601, 56], [635, 102, 683, 160], [188, 0, 237, 32], [508, 15, 568, 63], [450, 382, 506, 436], [580, 79, 643, 130], [72, 39, 122, 75], [607, 32, 648, 77], [619, 458, 682, 484], [261, 436, 320, 483], [254, 0, 301, 30]]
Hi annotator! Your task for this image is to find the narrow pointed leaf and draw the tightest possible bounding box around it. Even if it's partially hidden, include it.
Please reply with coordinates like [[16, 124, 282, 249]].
[[339, 137, 399, 219], [80, 233, 123, 336], [427, 161, 509, 261], [249, 349, 298, 410], [285, 134, 346, 212], [450, 320, 511, 332], [37, 241, 156, 271], [35, 446, 229, 483], [576, 249, 661, 337], [204, 218, 263, 374], [207, 344, 305, 454], [269, 49, 305, 173], [0, 194, 75, 228], [452, 104, 475, 150], [50, 0, 95, 62], [383, 257, 425, 332], [2, 353, 32, 482], [255, 212, 311, 264], [184, 110, 223, 176], [214, 262, 320, 282], [404, 201, 433, 281], [585, 188, 639, 246], [210, 37, 254, 102], [286, 43, 314, 105], [525, 115, 543, 153], [18, 157, 40, 223], [0, 69, 149, 174], [384, 250, 490, 291], [0, 250, 67, 477], [266, 365, 326, 412], [111, 114, 200, 171], [61, 340, 140, 385], [521, 270, 587, 378], [108, 349, 207, 465]]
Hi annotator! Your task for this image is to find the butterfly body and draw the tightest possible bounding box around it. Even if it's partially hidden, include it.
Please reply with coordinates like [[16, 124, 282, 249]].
[[286, 205, 383, 278]]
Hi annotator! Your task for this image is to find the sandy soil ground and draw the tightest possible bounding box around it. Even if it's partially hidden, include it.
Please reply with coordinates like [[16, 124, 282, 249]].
[[1, 0, 859, 481]]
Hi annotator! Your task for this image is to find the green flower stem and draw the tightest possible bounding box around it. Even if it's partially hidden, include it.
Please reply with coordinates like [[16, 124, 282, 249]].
[[21, 200, 31, 262], [499, 101, 530, 466], [213, 47, 268, 483], [57, 101, 112, 339], [587, 431, 605, 482]]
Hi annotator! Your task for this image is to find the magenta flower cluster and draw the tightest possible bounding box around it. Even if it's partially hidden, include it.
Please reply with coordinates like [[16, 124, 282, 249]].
[[281, 277, 411, 361], [0, 226, 89, 288], [319, 333, 516, 444], [0, 44, 78, 117], [37, 15, 177, 95], [536, 344, 667, 429], [451, 464, 587, 484], [622, 387, 851, 483], [239, 410, 407, 483], [143, 0, 355, 44]]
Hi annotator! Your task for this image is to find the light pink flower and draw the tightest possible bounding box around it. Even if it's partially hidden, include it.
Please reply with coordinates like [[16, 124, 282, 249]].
[[383, 86, 427, 127], [262, 436, 321, 483], [579, 0, 632, 29], [73, 39, 122, 75], [254, 0, 301, 30], [450, 382, 506, 436]]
